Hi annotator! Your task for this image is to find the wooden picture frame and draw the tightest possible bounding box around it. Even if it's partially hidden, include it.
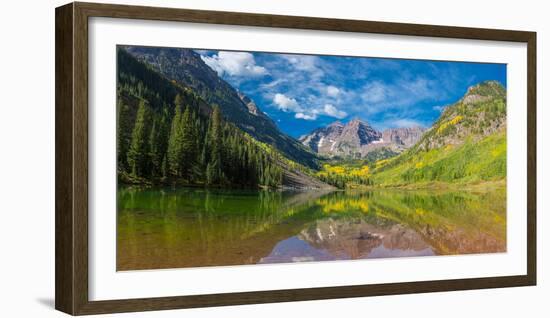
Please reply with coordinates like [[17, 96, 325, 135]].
[[55, 2, 536, 315]]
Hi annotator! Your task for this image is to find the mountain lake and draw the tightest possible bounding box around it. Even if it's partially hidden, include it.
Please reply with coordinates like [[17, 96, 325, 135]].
[[117, 186, 506, 271]]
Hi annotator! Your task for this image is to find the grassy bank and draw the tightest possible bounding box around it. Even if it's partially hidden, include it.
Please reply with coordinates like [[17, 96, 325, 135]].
[[370, 130, 506, 188]]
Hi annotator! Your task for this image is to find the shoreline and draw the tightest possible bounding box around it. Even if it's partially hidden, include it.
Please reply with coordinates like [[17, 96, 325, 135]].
[[119, 178, 506, 193], [359, 179, 506, 191]]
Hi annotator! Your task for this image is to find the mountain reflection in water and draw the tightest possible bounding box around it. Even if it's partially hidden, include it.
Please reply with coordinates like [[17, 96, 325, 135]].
[[117, 187, 506, 271]]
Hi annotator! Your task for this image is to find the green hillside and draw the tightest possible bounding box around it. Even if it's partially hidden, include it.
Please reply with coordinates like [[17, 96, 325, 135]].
[[117, 48, 284, 188], [370, 131, 506, 187], [369, 81, 507, 188]]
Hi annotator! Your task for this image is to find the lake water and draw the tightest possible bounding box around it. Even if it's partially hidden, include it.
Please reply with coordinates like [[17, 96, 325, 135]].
[[117, 186, 506, 271]]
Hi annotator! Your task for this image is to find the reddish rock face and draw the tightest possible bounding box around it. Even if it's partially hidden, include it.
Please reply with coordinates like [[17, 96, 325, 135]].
[[297, 218, 434, 260], [299, 118, 425, 158], [340, 118, 382, 146]]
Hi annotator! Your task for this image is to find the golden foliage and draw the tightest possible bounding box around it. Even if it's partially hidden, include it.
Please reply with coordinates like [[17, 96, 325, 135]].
[[437, 115, 463, 134], [350, 165, 370, 177], [319, 164, 370, 178]]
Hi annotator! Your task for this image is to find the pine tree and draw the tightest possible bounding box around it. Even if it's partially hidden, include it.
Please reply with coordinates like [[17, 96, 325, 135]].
[[180, 105, 199, 181], [127, 100, 152, 177], [116, 99, 132, 171], [158, 105, 171, 167], [167, 95, 184, 178], [148, 118, 164, 178], [161, 154, 168, 180], [206, 161, 216, 185], [205, 105, 224, 185]]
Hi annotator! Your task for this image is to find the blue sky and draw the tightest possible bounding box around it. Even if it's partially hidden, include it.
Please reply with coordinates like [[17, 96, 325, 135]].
[[197, 49, 506, 138]]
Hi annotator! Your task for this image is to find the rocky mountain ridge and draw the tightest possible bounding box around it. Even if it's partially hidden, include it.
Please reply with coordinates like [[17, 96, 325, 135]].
[[415, 80, 506, 152], [299, 118, 425, 159]]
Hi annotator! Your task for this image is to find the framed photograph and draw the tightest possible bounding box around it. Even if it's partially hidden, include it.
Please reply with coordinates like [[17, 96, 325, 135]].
[[55, 2, 536, 315]]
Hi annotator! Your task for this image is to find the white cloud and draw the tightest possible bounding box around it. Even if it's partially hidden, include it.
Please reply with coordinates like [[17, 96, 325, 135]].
[[273, 93, 348, 121], [260, 78, 286, 89], [295, 113, 317, 120], [201, 51, 268, 77], [323, 104, 347, 119], [273, 93, 302, 112], [282, 55, 324, 78], [402, 78, 431, 97], [362, 81, 387, 103], [326, 85, 340, 97]]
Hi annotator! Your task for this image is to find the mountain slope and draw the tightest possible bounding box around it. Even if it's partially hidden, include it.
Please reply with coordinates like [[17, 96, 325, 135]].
[[371, 81, 507, 186], [122, 46, 318, 168], [299, 118, 425, 159], [116, 48, 332, 189], [415, 80, 506, 152]]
